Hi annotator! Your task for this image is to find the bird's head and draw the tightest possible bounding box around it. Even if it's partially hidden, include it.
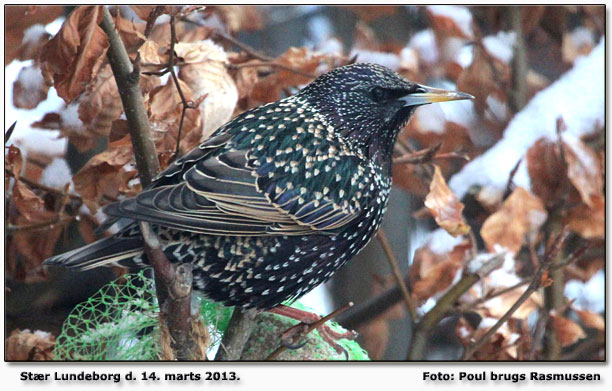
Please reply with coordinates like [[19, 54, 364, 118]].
[[299, 63, 473, 167]]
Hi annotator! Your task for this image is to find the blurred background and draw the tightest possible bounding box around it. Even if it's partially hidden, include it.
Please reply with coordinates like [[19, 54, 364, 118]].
[[5, 5, 605, 360]]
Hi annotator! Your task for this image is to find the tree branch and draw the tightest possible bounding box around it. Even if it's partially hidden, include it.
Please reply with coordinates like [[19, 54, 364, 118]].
[[376, 230, 417, 321], [215, 308, 257, 360], [461, 228, 570, 360], [407, 252, 506, 360], [100, 6, 202, 360], [407, 272, 480, 360], [508, 7, 527, 113], [100, 6, 160, 187]]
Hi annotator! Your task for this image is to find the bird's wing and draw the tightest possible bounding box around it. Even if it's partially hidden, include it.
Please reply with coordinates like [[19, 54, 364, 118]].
[[104, 150, 369, 235], [104, 105, 375, 236]]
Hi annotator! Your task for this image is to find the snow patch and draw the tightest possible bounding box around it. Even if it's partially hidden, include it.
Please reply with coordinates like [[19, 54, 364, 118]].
[[40, 158, 74, 191], [6, 59, 66, 157], [449, 39, 604, 199], [21, 24, 48, 45], [565, 270, 604, 313], [349, 49, 401, 71], [413, 103, 446, 134], [316, 37, 343, 55], [16, 65, 44, 91], [483, 31, 516, 64], [59, 103, 85, 133], [408, 29, 438, 65], [425, 228, 465, 255], [487, 250, 521, 288]]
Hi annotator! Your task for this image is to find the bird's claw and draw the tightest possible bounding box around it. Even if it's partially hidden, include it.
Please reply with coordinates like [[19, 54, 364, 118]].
[[280, 324, 309, 349], [279, 320, 357, 357]]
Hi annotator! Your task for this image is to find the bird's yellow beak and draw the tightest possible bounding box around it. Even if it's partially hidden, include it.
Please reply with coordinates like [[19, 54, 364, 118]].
[[399, 85, 474, 107]]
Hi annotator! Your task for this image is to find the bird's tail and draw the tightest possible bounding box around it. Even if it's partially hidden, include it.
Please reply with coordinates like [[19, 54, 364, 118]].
[[43, 234, 146, 271]]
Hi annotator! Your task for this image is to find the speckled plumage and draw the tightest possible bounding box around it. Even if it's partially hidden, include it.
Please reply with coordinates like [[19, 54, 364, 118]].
[[44, 63, 470, 310]]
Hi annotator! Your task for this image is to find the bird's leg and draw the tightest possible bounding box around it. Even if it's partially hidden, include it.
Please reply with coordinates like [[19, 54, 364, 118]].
[[267, 304, 358, 356]]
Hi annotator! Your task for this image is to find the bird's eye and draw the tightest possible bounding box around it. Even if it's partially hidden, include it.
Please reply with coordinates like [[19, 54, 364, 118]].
[[371, 87, 386, 102]]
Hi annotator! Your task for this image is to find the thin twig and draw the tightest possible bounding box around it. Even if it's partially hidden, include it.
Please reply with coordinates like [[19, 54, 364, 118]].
[[528, 308, 549, 360], [407, 272, 482, 360], [167, 14, 197, 157], [504, 158, 522, 197], [560, 334, 605, 360], [5, 169, 84, 202], [376, 230, 417, 320], [467, 230, 478, 259], [461, 280, 527, 312], [542, 225, 568, 360], [228, 61, 316, 79], [460, 243, 588, 313], [392, 143, 442, 165], [213, 29, 273, 61], [337, 274, 410, 330], [461, 269, 544, 360], [7, 216, 74, 234], [395, 138, 435, 178], [461, 228, 571, 360], [143, 6, 167, 38]]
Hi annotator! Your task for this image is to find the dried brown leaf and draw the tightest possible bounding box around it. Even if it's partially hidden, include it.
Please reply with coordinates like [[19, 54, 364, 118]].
[[562, 137, 603, 208], [30, 112, 61, 130], [40, 6, 109, 103], [77, 65, 122, 136], [574, 309, 605, 331], [211, 6, 263, 33], [251, 47, 324, 103], [424, 165, 470, 236], [12, 65, 50, 109], [346, 6, 398, 22], [5, 329, 55, 361], [139, 39, 164, 65], [130, 6, 171, 22], [147, 77, 203, 156], [562, 29, 594, 64], [457, 46, 507, 115], [565, 195, 604, 239], [232, 65, 260, 101], [8, 220, 66, 278], [177, 41, 237, 141], [480, 187, 547, 254], [484, 288, 541, 320], [526, 138, 566, 207], [13, 180, 56, 222], [5, 6, 63, 65], [409, 239, 470, 302], [73, 140, 140, 212], [550, 315, 586, 347], [427, 6, 473, 39], [5, 145, 24, 180], [114, 13, 146, 52], [16, 26, 51, 62]]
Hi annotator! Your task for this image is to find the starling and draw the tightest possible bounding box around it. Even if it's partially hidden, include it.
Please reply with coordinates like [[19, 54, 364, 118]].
[[45, 63, 472, 313]]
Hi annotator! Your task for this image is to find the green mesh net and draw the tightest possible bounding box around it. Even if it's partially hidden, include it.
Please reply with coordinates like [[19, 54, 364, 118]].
[[53, 269, 368, 361]]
